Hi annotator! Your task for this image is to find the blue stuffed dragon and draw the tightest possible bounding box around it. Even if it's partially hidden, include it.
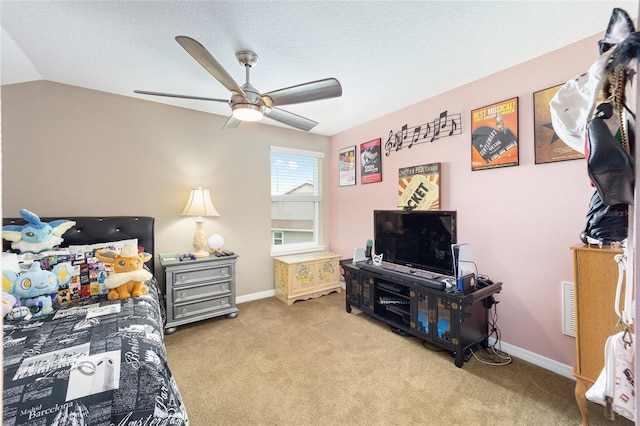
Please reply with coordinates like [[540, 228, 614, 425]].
[[3, 261, 74, 317], [2, 209, 76, 254]]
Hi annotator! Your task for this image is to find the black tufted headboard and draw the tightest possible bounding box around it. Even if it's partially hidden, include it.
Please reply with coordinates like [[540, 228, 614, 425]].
[[2, 216, 155, 272]]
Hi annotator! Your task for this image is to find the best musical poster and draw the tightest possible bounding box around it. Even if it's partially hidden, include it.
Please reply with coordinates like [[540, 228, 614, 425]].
[[471, 97, 519, 171]]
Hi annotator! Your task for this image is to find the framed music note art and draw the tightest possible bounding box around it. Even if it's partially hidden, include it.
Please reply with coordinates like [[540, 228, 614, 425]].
[[383, 110, 463, 157], [533, 84, 585, 164], [360, 138, 382, 184], [471, 97, 519, 171], [339, 146, 356, 187]]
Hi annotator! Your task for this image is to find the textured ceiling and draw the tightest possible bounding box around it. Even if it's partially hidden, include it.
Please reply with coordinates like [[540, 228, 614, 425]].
[[1, 1, 638, 136]]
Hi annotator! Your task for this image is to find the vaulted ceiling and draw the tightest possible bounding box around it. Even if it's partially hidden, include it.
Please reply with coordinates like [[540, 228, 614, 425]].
[[2, 1, 637, 136]]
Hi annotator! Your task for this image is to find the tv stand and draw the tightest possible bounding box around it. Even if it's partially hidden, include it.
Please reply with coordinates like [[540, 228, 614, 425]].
[[341, 259, 502, 368]]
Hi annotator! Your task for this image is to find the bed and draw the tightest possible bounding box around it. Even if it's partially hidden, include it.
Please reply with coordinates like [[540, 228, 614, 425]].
[[2, 216, 189, 425]]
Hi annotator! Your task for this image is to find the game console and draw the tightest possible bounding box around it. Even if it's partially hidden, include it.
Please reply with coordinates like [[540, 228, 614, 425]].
[[452, 243, 476, 293]]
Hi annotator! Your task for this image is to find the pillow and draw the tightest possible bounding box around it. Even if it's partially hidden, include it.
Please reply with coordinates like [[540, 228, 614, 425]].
[[62, 239, 138, 304], [18, 250, 74, 272], [16, 239, 138, 305], [67, 239, 138, 257]]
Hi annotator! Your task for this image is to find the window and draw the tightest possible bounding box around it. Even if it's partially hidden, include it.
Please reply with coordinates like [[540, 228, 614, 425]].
[[270, 146, 324, 254], [273, 231, 284, 246]]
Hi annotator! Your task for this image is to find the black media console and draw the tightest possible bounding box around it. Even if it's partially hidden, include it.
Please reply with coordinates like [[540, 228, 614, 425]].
[[341, 259, 502, 368]]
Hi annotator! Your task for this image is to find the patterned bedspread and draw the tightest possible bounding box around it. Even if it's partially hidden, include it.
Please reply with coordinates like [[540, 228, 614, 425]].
[[2, 277, 189, 425]]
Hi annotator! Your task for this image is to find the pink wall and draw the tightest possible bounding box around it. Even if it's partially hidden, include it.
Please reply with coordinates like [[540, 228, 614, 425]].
[[329, 33, 604, 366]]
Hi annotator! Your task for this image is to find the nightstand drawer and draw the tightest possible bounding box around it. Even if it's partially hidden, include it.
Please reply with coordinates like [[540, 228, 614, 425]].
[[173, 296, 231, 320], [172, 265, 231, 286], [173, 281, 231, 303]]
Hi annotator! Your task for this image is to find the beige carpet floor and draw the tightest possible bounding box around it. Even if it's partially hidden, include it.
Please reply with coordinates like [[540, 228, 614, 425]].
[[165, 292, 632, 426]]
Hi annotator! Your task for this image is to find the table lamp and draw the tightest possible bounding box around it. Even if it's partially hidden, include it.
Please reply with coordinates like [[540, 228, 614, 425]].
[[181, 187, 220, 257]]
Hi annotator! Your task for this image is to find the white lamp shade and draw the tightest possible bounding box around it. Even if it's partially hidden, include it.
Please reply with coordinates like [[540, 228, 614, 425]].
[[181, 187, 220, 217], [208, 234, 224, 250]]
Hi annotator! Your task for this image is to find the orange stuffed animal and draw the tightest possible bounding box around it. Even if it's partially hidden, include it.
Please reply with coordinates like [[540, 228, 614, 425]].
[[95, 243, 152, 300]]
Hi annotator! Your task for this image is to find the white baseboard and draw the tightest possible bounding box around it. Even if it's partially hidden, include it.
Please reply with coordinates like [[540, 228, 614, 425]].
[[235, 290, 575, 380], [489, 338, 574, 380], [236, 289, 275, 304]]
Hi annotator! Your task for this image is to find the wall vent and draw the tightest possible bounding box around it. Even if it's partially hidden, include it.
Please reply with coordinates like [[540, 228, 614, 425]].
[[562, 281, 576, 337]]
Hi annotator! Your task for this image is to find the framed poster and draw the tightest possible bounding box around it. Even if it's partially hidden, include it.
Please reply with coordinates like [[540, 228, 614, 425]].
[[338, 146, 356, 186], [471, 97, 519, 171], [360, 138, 382, 184], [534, 84, 585, 164], [398, 163, 441, 211]]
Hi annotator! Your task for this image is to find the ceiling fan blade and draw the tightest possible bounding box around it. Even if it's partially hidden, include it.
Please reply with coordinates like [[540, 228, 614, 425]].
[[264, 107, 318, 131], [134, 90, 229, 103], [222, 115, 242, 130], [261, 78, 342, 107], [175, 35, 247, 98]]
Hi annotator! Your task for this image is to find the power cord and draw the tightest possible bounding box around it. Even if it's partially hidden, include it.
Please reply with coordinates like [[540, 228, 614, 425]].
[[470, 346, 512, 366], [458, 260, 479, 276], [471, 297, 512, 366]]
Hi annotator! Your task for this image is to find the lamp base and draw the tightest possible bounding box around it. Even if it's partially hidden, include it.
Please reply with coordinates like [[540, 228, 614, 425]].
[[193, 249, 210, 258], [192, 219, 209, 258]]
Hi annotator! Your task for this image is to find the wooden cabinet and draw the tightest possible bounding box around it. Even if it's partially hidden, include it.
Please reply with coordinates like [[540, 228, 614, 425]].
[[570, 244, 624, 426], [162, 254, 239, 333], [274, 252, 342, 305]]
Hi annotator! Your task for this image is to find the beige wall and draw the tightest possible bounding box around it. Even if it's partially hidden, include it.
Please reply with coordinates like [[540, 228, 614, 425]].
[[1, 80, 332, 297]]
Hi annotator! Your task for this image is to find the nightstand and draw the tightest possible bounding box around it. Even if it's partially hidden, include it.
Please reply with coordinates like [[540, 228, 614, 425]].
[[161, 254, 239, 334]]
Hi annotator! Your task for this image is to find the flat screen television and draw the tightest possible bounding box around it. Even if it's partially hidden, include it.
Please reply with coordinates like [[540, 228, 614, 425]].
[[374, 210, 457, 276]]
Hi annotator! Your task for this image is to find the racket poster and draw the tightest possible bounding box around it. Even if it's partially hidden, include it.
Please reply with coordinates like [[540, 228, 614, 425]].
[[533, 84, 585, 164], [338, 146, 356, 186], [398, 162, 441, 211], [471, 97, 519, 171], [360, 138, 382, 184]]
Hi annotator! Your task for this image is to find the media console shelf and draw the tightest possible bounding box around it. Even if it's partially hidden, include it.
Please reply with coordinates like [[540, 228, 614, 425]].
[[341, 259, 502, 368]]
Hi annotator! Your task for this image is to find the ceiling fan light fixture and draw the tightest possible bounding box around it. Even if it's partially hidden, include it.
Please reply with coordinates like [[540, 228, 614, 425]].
[[232, 103, 263, 121]]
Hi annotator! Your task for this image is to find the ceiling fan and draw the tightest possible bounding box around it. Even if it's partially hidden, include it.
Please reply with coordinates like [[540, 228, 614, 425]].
[[135, 36, 342, 131]]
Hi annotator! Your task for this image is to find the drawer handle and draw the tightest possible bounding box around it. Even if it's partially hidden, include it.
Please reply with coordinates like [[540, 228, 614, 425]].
[[180, 292, 187, 298], [180, 275, 187, 282]]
